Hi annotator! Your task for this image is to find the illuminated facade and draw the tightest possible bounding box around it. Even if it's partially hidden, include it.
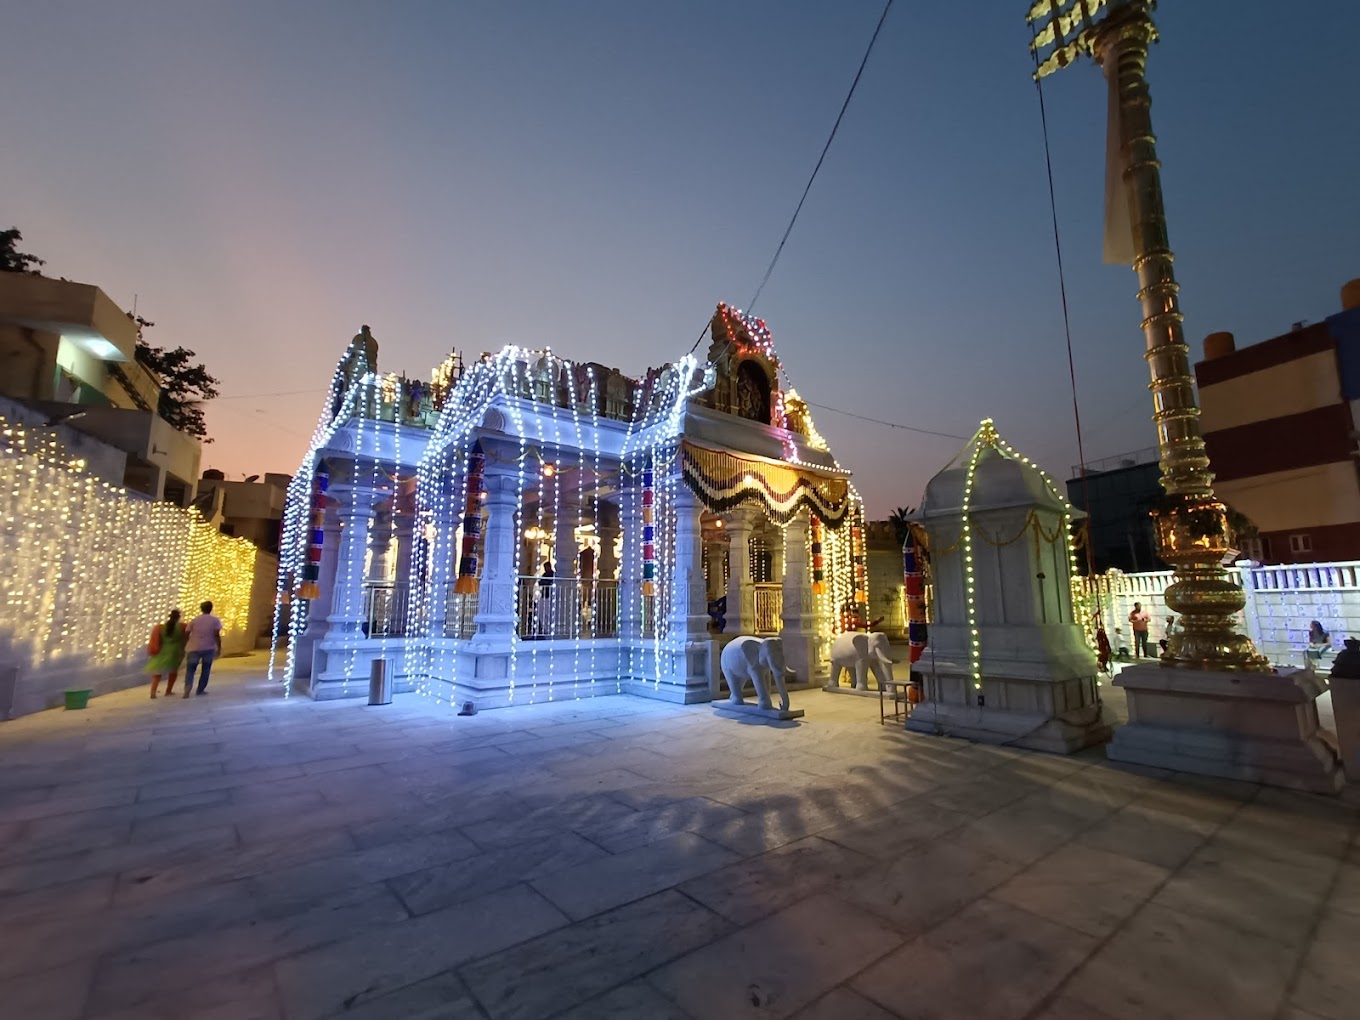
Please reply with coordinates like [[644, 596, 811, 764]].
[[273, 307, 868, 708]]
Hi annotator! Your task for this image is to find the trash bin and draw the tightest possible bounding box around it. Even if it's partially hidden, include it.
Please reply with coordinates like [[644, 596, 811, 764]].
[[64, 689, 92, 710], [1328, 638, 1360, 781], [368, 660, 392, 706]]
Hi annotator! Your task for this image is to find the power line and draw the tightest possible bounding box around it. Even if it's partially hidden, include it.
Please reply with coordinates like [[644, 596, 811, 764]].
[[803, 401, 965, 440], [212, 388, 326, 401], [747, 0, 895, 313]]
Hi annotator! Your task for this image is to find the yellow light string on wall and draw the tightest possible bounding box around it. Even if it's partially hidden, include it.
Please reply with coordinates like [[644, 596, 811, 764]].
[[1, 415, 258, 672]]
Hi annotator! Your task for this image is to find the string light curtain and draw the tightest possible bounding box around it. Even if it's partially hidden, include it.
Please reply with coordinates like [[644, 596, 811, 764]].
[[1, 415, 258, 671]]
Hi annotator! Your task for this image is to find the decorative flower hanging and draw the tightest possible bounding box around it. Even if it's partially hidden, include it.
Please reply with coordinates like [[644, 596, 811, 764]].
[[641, 456, 656, 597], [810, 514, 826, 595], [903, 526, 928, 664], [452, 442, 486, 595], [299, 467, 328, 599]]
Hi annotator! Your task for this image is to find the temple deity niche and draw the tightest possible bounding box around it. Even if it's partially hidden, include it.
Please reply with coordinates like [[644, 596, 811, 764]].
[[272, 304, 871, 711]]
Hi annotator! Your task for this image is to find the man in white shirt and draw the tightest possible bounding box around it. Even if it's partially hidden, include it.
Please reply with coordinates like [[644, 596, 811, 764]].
[[183, 601, 224, 698]]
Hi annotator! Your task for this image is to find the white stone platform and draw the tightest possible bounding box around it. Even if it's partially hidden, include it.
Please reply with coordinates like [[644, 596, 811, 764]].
[[0, 651, 1355, 1020], [1109, 662, 1345, 794]]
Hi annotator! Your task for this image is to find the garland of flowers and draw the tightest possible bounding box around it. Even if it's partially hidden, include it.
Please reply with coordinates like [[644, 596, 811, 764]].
[[298, 467, 328, 599], [452, 442, 486, 595]]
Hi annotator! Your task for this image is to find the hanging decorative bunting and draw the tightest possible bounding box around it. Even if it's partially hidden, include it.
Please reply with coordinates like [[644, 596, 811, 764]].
[[679, 441, 850, 526], [810, 514, 826, 595], [851, 521, 868, 605], [641, 456, 656, 597], [453, 442, 486, 594], [903, 525, 928, 664], [298, 467, 328, 599]]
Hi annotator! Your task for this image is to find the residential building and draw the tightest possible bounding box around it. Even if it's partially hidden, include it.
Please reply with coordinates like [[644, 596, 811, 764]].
[[1065, 447, 1162, 573], [0, 272, 200, 504], [1195, 278, 1360, 563], [196, 470, 290, 554]]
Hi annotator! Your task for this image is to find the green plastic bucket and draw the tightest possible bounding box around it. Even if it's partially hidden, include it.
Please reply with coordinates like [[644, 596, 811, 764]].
[[63, 689, 92, 710]]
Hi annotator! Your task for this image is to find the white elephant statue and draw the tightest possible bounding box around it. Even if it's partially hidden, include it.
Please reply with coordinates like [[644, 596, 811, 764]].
[[829, 631, 896, 692], [719, 636, 789, 712]]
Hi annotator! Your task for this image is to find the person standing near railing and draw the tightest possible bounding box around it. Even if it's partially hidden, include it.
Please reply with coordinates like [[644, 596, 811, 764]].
[[537, 560, 554, 637]]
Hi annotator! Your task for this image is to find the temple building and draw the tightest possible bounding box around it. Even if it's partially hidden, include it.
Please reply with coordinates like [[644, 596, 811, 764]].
[[272, 305, 870, 709]]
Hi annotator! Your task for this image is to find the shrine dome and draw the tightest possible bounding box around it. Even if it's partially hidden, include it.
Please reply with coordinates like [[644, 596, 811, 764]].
[[915, 420, 1072, 520]]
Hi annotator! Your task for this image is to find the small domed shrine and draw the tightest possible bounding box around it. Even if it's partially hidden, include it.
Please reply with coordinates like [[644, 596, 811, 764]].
[[906, 419, 1109, 752]]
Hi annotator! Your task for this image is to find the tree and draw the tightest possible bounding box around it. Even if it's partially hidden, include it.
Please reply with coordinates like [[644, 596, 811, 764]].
[[888, 506, 915, 546], [132, 315, 220, 442], [0, 228, 45, 274]]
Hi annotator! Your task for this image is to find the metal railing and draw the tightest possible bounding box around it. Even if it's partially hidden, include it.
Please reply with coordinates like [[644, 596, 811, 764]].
[[362, 581, 410, 637], [515, 577, 620, 640], [751, 583, 783, 635]]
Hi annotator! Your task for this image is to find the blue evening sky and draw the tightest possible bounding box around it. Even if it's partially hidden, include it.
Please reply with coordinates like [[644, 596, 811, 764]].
[[3, 1, 1356, 515]]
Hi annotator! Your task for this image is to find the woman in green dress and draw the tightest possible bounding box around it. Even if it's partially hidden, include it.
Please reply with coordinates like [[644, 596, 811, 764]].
[[146, 608, 188, 698]]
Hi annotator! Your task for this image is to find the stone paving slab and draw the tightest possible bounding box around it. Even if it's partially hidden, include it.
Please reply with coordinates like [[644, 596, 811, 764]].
[[0, 652, 1355, 1020]]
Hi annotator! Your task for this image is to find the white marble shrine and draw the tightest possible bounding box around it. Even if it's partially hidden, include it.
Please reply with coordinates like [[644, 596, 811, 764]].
[[271, 306, 872, 709]]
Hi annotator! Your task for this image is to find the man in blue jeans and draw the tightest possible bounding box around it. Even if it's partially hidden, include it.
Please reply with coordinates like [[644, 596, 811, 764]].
[[183, 601, 224, 698]]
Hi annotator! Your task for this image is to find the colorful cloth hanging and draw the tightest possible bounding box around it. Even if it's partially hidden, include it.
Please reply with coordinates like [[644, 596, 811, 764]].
[[810, 515, 826, 595], [299, 467, 328, 599], [641, 457, 656, 597], [453, 442, 486, 594], [679, 441, 851, 526], [903, 527, 928, 664]]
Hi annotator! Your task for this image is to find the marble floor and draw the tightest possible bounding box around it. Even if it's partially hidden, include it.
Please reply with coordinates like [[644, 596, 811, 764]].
[[0, 653, 1357, 1020]]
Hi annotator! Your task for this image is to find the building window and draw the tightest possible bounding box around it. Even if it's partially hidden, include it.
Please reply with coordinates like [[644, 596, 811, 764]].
[[1289, 533, 1312, 556]]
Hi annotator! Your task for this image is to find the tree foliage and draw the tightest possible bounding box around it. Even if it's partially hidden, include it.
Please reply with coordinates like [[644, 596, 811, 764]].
[[888, 506, 915, 546], [133, 316, 220, 442], [0, 228, 45, 274]]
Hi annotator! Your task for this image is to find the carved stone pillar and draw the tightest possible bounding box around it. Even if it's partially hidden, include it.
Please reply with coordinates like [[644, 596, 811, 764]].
[[426, 472, 462, 636], [325, 484, 384, 638], [667, 487, 711, 640], [596, 501, 619, 582], [470, 464, 521, 648], [724, 508, 754, 635], [780, 513, 818, 682], [553, 500, 580, 579], [367, 510, 393, 583]]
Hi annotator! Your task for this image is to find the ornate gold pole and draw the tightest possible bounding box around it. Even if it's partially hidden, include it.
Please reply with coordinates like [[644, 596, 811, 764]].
[[1089, 1, 1268, 671]]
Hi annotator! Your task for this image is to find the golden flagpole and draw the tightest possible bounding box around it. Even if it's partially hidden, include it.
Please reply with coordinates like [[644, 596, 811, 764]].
[[1029, 0, 1268, 671]]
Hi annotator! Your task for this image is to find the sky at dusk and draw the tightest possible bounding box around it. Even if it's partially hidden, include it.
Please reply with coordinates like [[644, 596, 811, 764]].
[[3, 2, 1357, 517]]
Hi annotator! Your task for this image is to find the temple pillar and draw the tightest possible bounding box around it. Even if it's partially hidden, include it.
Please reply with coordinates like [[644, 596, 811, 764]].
[[667, 487, 712, 642], [294, 504, 340, 679], [368, 510, 392, 582], [596, 502, 619, 582], [724, 507, 754, 635], [470, 464, 522, 650], [425, 476, 462, 637], [780, 512, 819, 683], [325, 484, 384, 639]]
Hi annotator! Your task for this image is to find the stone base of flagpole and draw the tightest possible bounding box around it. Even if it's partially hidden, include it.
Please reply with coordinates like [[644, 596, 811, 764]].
[[1108, 664, 1344, 794]]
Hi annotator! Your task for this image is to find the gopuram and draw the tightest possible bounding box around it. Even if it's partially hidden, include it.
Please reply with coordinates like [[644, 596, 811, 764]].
[[270, 305, 872, 709]]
